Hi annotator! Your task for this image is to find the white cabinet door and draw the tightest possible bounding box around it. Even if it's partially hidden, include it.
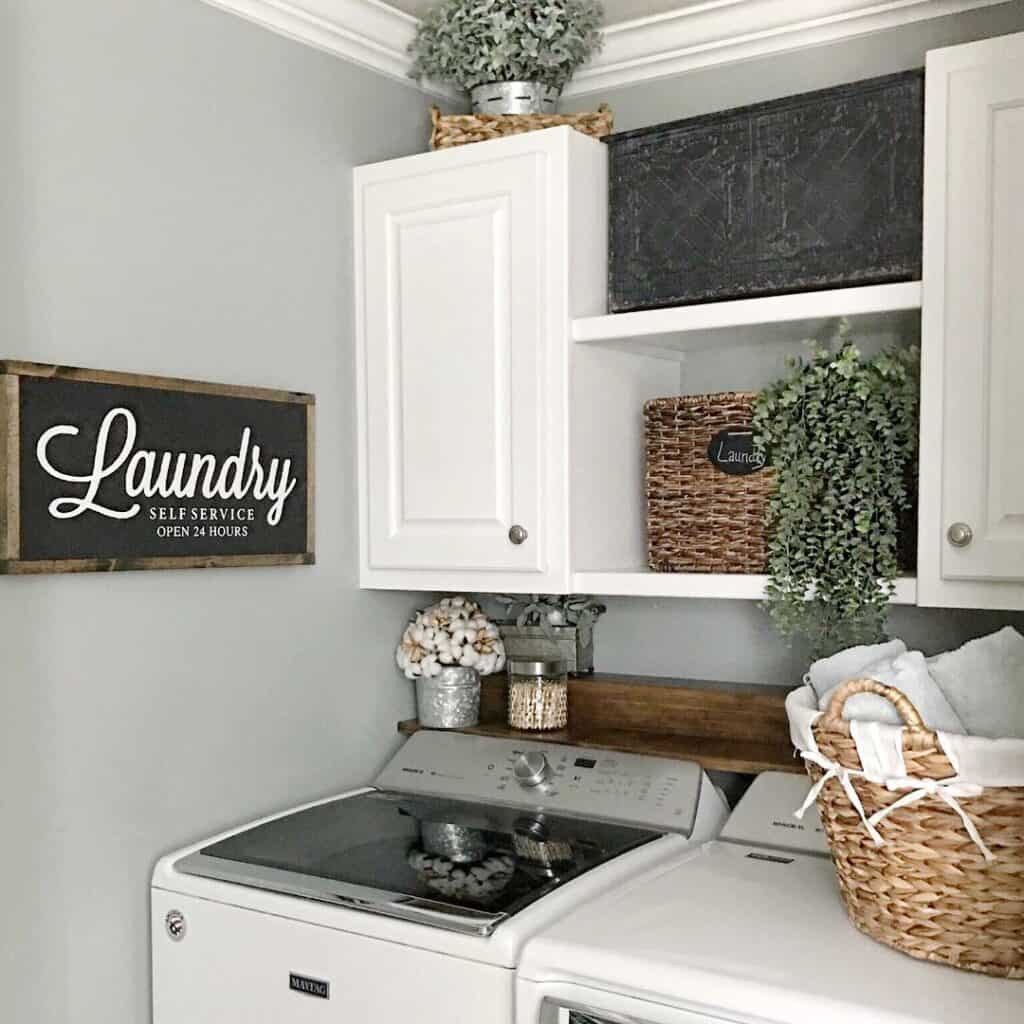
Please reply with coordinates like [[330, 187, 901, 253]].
[[356, 143, 549, 587], [355, 130, 605, 593], [919, 31, 1024, 609]]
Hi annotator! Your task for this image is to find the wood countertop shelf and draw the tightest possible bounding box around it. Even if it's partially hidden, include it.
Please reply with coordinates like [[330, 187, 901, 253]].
[[398, 673, 801, 775]]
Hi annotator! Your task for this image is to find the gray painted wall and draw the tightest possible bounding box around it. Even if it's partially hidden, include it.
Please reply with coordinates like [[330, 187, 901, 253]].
[[591, 597, 1024, 684], [564, 1, 1024, 682], [1, 2, 429, 1021]]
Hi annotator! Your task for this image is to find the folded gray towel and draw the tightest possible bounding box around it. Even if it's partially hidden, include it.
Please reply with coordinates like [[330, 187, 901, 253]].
[[818, 649, 965, 735], [928, 627, 1024, 740], [807, 639, 907, 703]]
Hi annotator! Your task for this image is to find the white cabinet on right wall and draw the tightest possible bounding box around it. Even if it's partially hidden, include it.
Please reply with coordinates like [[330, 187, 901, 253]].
[[919, 31, 1024, 610]]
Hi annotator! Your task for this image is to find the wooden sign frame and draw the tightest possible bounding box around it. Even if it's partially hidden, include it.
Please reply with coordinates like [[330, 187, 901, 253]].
[[0, 361, 315, 574]]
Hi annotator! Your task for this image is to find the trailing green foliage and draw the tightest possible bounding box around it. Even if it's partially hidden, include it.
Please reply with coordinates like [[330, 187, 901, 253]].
[[752, 324, 919, 658], [408, 0, 603, 92]]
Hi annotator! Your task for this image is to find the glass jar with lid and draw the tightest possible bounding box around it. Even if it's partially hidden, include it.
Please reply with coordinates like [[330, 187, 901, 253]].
[[507, 657, 568, 731]]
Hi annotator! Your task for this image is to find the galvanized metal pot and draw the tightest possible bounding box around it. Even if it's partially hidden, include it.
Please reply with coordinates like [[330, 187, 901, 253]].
[[470, 81, 560, 115], [415, 666, 481, 728]]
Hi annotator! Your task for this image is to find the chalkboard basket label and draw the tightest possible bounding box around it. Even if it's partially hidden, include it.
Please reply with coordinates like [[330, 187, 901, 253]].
[[707, 427, 767, 476], [0, 360, 315, 574]]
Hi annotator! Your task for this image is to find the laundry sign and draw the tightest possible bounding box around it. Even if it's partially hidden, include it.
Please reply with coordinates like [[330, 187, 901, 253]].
[[0, 361, 314, 574], [706, 426, 767, 476]]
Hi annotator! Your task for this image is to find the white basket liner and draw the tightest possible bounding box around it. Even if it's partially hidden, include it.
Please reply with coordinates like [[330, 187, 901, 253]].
[[787, 685, 1024, 860], [786, 685, 1024, 788]]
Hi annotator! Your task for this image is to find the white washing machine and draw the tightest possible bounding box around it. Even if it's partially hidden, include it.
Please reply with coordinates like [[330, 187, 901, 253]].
[[517, 772, 1021, 1024], [151, 731, 728, 1023]]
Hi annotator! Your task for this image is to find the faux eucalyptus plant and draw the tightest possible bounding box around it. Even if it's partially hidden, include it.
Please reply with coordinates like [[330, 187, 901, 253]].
[[409, 0, 604, 93], [488, 593, 606, 629], [752, 323, 919, 658]]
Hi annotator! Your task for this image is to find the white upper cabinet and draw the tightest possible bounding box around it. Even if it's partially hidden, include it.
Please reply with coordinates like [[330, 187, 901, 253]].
[[355, 33, 1024, 607], [919, 31, 1024, 609], [354, 129, 607, 593]]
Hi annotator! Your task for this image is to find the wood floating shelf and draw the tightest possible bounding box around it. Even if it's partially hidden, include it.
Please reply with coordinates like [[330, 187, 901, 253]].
[[572, 281, 922, 358], [570, 571, 918, 604], [399, 672, 802, 776]]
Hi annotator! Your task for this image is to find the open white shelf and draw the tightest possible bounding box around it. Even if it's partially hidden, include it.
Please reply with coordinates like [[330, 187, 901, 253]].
[[572, 281, 922, 357], [571, 571, 918, 604]]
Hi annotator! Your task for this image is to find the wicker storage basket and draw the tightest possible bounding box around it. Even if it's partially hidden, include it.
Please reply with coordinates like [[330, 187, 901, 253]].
[[644, 392, 772, 573], [807, 678, 1024, 979], [430, 104, 613, 150]]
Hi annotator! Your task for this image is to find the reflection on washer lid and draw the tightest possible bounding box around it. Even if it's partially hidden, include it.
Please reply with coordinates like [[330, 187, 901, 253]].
[[175, 791, 662, 936]]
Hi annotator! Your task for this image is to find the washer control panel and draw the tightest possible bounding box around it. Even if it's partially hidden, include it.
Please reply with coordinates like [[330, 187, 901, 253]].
[[374, 731, 703, 834]]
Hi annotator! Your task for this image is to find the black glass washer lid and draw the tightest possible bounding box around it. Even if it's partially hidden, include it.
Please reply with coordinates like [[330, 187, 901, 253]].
[[175, 789, 661, 936]]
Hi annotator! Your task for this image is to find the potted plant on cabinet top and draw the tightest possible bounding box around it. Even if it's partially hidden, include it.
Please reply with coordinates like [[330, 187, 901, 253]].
[[409, 0, 604, 114]]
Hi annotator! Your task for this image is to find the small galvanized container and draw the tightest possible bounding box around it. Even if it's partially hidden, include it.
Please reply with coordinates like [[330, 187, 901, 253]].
[[415, 666, 481, 729], [470, 81, 559, 115], [507, 658, 568, 731], [498, 624, 594, 674]]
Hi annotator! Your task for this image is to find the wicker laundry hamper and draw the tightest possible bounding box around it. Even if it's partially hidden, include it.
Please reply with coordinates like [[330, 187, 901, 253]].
[[644, 392, 772, 573], [430, 104, 613, 149], [806, 678, 1024, 979]]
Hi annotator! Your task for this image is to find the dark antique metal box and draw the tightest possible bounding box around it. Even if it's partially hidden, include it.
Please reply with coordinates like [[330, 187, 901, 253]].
[[607, 71, 924, 313]]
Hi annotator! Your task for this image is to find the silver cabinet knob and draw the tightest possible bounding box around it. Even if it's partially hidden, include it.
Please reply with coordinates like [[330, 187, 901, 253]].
[[508, 524, 528, 545], [513, 751, 551, 788], [947, 522, 974, 548]]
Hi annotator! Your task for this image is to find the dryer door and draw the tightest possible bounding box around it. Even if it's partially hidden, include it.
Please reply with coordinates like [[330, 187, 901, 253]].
[[527, 985, 745, 1024], [563, 1013, 727, 1024]]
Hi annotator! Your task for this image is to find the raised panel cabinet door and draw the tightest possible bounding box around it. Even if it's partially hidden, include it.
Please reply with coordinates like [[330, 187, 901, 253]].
[[920, 32, 1024, 608], [357, 151, 548, 578]]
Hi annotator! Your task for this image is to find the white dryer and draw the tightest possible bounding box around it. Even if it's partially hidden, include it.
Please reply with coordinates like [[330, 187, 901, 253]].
[[152, 731, 728, 1023], [516, 772, 1021, 1024]]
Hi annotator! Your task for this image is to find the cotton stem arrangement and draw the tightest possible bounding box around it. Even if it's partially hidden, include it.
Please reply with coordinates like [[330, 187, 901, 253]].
[[396, 596, 507, 679]]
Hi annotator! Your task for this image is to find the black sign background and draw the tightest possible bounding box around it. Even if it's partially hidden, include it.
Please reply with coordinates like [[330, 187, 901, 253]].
[[18, 376, 309, 561], [706, 426, 767, 476]]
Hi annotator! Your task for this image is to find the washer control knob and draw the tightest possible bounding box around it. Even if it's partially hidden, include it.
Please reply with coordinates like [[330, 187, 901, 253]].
[[513, 751, 551, 789]]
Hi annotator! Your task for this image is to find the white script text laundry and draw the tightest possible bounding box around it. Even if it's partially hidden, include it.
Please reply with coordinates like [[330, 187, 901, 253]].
[[36, 407, 298, 526]]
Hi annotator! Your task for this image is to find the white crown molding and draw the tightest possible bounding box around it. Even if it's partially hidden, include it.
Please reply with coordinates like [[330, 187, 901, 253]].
[[200, 0, 1011, 100], [198, 0, 459, 95], [563, 0, 1011, 96]]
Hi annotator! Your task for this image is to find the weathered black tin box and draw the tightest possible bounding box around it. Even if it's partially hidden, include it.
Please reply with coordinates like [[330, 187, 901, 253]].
[[606, 71, 924, 313]]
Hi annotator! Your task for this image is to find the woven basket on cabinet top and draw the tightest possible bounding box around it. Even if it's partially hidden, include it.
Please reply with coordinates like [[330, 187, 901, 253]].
[[808, 678, 1024, 979], [644, 392, 772, 574], [430, 104, 613, 149]]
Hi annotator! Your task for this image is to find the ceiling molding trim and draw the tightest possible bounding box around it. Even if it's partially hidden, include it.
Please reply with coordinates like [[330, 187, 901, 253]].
[[198, 0, 458, 94], [200, 0, 1010, 100], [562, 0, 1010, 96]]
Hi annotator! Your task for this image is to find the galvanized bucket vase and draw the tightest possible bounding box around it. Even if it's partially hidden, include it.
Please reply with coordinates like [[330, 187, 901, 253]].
[[470, 81, 560, 115], [415, 666, 481, 728]]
